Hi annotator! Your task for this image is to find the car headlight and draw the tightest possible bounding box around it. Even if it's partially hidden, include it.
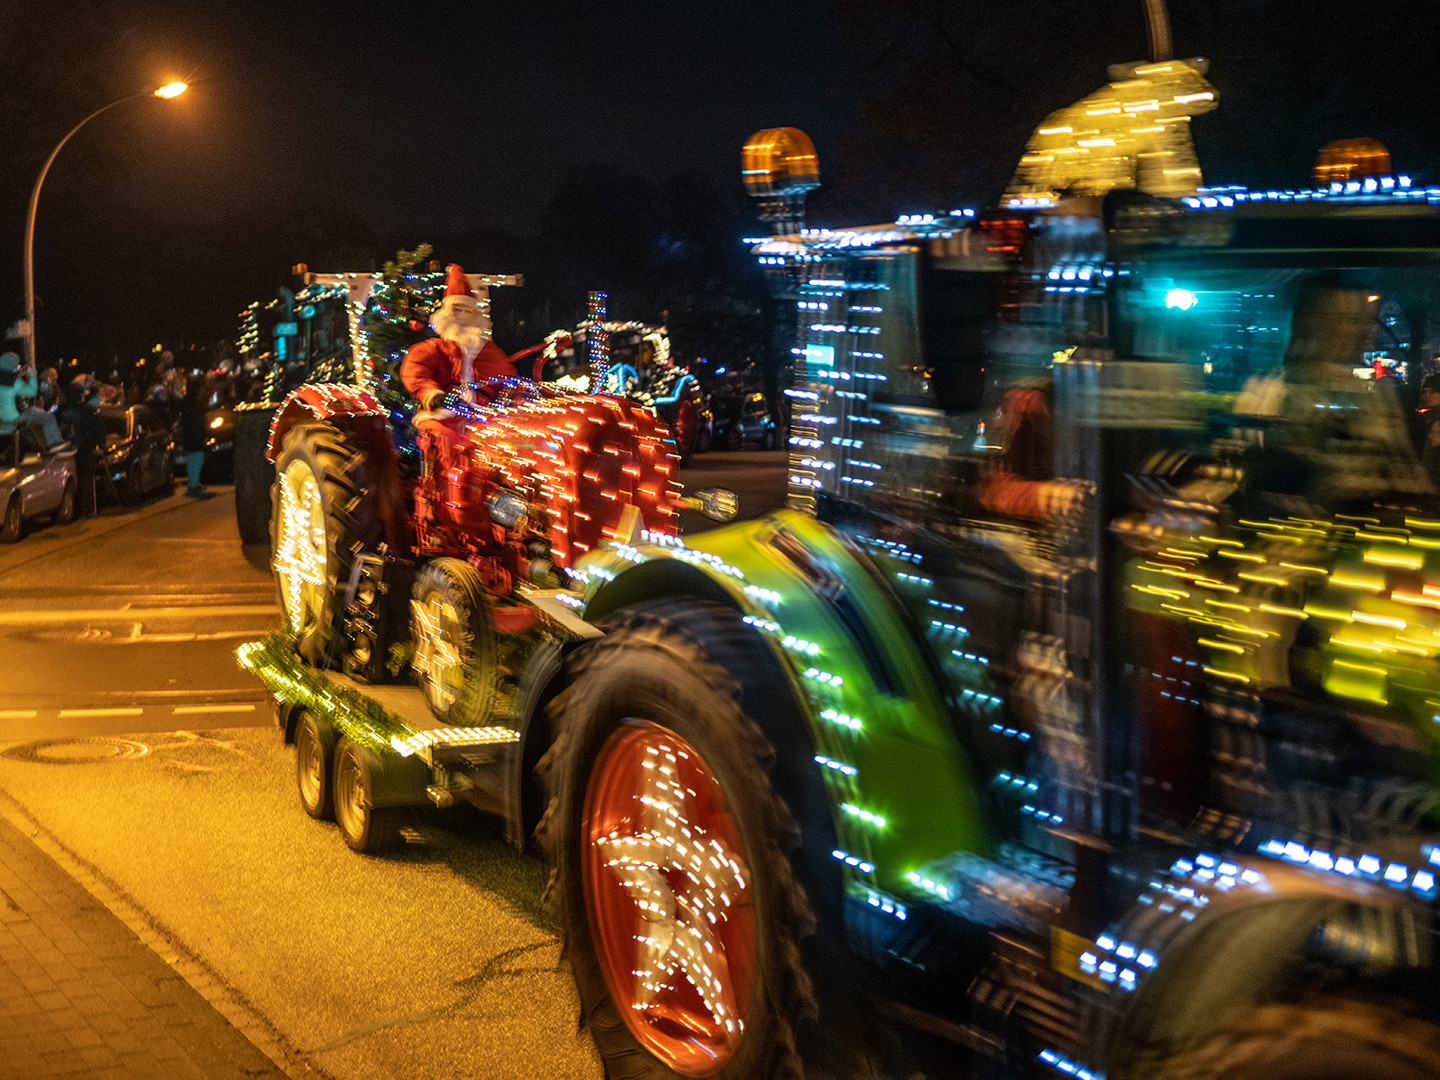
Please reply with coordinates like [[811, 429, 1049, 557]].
[[486, 489, 529, 529]]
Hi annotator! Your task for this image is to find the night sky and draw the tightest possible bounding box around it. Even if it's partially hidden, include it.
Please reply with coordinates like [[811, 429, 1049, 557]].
[[110, 0, 860, 235], [3, 1, 1437, 368]]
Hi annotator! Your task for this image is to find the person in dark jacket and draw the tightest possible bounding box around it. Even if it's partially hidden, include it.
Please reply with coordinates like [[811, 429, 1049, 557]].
[[56, 375, 101, 517], [180, 372, 210, 497]]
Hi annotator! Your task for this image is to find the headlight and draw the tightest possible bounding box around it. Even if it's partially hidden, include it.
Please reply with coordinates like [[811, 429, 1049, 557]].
[[209, 416, 224, 429], [486, 489, 529, 529]]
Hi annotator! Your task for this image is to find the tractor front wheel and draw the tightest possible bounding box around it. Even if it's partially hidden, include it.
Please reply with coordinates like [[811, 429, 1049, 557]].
[[540, 601, 828, 1079], [1151, 998, 1440, 1080], [410, 557, 497, 728]]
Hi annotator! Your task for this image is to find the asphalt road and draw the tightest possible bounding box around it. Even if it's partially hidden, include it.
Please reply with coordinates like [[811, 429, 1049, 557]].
[[0, 448, 801, 1080], [0, 483, 276, 742]]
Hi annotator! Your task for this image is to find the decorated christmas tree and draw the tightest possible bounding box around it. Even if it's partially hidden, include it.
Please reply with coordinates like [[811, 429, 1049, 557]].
[[361, 244, 447, 412]]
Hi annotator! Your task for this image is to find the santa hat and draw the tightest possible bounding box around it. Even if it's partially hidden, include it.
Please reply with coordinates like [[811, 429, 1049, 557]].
[[430, 263, 491, 338], [443, 263, 471, 299]]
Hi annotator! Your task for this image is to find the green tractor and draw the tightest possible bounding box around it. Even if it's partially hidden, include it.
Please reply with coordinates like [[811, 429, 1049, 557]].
[[535, 82, 1440, 1080], [242, 63, 1440, 1080]]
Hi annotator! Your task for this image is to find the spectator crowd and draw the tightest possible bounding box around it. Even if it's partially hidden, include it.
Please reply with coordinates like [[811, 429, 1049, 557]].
[[0, 348, 224, 519]]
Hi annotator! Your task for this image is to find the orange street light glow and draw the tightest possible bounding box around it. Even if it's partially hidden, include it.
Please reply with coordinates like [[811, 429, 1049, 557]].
[[154, 82, 187, 99]]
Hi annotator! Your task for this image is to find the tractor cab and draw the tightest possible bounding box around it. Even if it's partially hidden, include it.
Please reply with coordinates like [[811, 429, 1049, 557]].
[[771, 172, 1440, 881]]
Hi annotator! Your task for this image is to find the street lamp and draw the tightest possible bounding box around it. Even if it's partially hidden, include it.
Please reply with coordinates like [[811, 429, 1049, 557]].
[[21, 80, 188, 368]]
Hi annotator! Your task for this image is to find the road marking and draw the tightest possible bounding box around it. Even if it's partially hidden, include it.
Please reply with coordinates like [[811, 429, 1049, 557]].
[[0, 605, 278, 625], [0, 710, 38, 719], [57, 708, 145, 718], [172, 704, 257, 715]]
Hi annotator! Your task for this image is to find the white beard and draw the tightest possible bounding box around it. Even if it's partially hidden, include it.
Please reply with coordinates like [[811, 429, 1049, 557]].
[[450, 324, 489, 364], [449, 325, 489, 380]]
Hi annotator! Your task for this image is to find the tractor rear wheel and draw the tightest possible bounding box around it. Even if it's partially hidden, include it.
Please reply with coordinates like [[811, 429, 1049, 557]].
[[271, 420, 382, 664], [1155, 999, 1440, 1080]]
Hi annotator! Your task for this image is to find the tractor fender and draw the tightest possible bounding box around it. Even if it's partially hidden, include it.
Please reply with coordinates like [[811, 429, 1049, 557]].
[[583, 554, 742, 625], [497, 561, 748, 850], [1082, 847, 1434, 1078], [266, 383, 390, 462], [572, 510, 993, 901], [267, 383, 411, 551]]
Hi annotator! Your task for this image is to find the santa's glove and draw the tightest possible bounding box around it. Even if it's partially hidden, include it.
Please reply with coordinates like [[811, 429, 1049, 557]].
[[439, 387, 480, 414], [420, 388, 445, 411]]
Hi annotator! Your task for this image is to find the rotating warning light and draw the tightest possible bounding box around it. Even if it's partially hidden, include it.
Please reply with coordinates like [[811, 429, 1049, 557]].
[[1165, 288, 1198, 311]]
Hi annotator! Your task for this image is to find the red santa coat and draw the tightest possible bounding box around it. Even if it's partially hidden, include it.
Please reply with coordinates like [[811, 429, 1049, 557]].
[[400, 337, 514, 405]]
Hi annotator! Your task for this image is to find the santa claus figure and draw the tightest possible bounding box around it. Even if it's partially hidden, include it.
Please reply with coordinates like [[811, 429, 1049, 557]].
[[401, 264, 514, 434]]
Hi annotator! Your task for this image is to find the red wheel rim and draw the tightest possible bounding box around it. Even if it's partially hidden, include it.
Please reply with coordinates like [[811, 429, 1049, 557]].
[[582, 721, 756, 1076]]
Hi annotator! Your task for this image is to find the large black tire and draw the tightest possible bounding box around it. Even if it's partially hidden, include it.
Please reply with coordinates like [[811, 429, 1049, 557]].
[[234, 407, 277, 546], [673, 396, 698, 466], [1154, 999, 1440, 1080], [0, 496, 22, 543], [410, 557, 497, 727], [332, 737, 400, 854], [294, 711, 336, 820], [271, 420, 382, 665], [539, 600, 836, 1080]]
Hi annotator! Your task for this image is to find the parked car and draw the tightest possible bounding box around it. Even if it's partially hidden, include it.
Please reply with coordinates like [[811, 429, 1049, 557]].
[[716, 389, 781, 449], [200, 385, 237, 483], [0, 415, 77, 542], [98, 404, 176, 503]]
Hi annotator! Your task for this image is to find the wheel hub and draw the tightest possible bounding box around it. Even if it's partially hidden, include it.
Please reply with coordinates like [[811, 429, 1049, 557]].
[[411, 594, 464, 709], [297, 726, 323, 806], [273, 460, 327, 635], [583, 722, 755, 1076]]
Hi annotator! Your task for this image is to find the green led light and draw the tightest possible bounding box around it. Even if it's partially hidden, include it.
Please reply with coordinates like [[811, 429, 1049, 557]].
[[841, 802, 887, 828]]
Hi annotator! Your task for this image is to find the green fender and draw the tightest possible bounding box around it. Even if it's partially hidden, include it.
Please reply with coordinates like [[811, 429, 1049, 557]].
[[577, 509, 992, 905]]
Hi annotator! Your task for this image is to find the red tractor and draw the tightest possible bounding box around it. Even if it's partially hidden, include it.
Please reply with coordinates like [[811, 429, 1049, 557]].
[[265, 366, 685, 728]]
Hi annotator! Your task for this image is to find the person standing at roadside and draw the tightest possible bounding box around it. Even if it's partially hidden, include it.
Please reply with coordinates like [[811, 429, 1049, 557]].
[[180, 371, 210, 497], [38, 367, 60, 411], [56, 375, 101, 517], [0, 352, 38, 432]]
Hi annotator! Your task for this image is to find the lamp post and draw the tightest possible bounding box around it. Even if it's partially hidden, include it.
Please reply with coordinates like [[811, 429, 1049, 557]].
[[21, 80, 187, 369], [1142, 0, 1173, 61]]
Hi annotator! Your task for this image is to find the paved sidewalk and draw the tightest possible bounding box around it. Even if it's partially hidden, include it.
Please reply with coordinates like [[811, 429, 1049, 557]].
[[0, 813, 288, 1079]]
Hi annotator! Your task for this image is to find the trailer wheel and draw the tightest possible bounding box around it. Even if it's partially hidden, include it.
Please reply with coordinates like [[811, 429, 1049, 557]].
[[410, 557, 496, 727], [1155, 999, 1440, 1080], [540, 600, 830, 1080], [294, 711, 336, 820], [271, 420, 381, 664], [333, 737, 400, 854], [672, 395, 698, 465]]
